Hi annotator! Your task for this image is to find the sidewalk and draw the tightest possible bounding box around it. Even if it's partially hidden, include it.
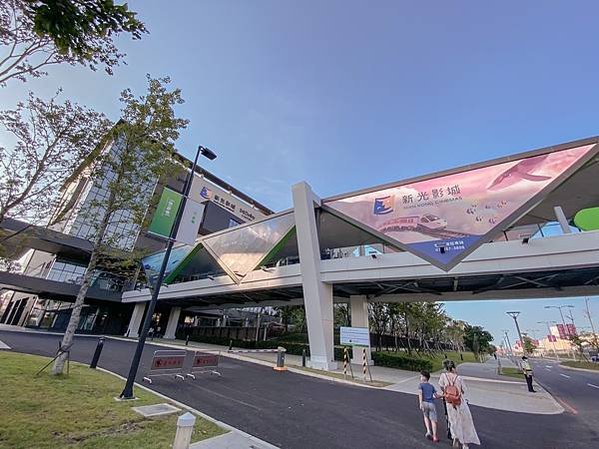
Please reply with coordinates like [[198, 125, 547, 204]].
[[129, 337, 564, 415]]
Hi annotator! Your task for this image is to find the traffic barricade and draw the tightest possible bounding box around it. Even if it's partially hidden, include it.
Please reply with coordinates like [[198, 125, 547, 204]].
[[186, 351, 221, 379], [143, 349, 186, 384]]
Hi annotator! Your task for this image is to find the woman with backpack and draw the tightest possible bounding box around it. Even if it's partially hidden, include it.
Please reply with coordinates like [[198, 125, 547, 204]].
[[439, 360, 480, 449]]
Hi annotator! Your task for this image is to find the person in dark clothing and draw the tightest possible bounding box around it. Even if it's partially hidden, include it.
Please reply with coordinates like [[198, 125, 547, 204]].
[[521, 356, 536, 392]]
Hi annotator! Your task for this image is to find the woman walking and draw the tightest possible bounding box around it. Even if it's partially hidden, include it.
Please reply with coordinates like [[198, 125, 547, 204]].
[[438, 360, 480, 449]]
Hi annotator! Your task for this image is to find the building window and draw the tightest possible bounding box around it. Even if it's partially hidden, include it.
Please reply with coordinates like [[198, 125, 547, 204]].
[[46, 261, 87, 284], [228, 218, 241, 228]]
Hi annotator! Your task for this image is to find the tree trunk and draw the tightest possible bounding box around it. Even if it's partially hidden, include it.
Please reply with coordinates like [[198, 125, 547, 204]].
[[51, 246, 100, 375], [51, 187, 115, 375]]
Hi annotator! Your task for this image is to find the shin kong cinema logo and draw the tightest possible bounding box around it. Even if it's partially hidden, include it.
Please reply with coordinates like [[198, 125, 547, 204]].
[[373, 195, 394, 215]]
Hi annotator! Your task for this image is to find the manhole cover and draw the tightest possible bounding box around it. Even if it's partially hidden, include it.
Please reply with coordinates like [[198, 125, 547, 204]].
[[132, 403, 181, 417]]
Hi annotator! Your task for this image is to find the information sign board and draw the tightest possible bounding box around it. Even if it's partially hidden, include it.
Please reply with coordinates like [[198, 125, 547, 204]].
[[340, 326, 370, 347]]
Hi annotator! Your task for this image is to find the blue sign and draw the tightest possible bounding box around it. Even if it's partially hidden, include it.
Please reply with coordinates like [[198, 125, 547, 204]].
[[373, 196, 394, 215], [200, 186, 212, 200]]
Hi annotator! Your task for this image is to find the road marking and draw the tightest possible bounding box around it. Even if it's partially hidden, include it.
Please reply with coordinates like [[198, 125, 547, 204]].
[[559, 373, 571, 379], [588, 383, 599, 389], [545, 365, 552, 369]]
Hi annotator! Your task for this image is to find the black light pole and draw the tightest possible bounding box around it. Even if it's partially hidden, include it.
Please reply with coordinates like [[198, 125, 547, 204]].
[[120, 145, 215, 399]]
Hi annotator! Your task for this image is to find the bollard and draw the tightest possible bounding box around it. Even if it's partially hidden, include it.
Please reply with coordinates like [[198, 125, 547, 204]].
[[89, 337, 105, 369], [185, 334, 190, 346], [273, 346, 287, 372], [228, 339, 233, 351], [302, 348, 306, 367], [343, 347, 348, 379], [173, 412, 196, 449]]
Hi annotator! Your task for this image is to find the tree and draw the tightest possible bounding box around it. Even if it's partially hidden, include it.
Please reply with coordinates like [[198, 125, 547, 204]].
[[0, 91, 110, 227], [0, 0, 146, 85], [568, 334, 587, 361], [51, 75, 188, 375], [368, 303, 388, 351], [523, 336, 537, 355], [464, 324, 493, 358], [334, 303, 350, 328]]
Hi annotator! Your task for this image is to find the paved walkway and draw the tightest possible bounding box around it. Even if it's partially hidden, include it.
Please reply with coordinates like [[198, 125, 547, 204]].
[[191, 431, 278, 449]]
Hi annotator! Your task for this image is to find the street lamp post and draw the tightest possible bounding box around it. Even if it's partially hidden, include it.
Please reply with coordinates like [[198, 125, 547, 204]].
[[503, 330, 513, 357], [545, 305, 575, 358], [544, 304, 574, 327], [506, 311, 525, 355], [119, 145, 216, 399]]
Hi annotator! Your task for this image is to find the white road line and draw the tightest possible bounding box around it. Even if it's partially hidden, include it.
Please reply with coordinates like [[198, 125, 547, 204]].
[[560, 373, 571, 379], [588, 383, 599, 389], [545, 365, 553, 369]]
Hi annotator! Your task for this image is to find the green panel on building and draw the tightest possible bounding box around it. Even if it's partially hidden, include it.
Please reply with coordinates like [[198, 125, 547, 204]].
[[148, 188, 182, 238]]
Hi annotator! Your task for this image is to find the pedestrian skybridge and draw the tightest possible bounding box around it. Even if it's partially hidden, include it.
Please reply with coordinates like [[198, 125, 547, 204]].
[[123, 137, 599, 369]]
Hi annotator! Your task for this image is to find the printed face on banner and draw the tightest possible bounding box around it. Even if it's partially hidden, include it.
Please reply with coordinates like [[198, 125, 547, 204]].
[[202, 213, 295, 283], [326, 144, 595, 270]]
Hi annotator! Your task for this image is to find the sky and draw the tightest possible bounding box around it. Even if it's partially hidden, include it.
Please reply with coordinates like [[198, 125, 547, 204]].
[[2, 1, 599, 342]]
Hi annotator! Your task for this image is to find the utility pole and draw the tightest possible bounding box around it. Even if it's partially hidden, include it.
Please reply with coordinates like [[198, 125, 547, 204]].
[[119, 145, 216, 399], [585, 297, 598, 352], [506, 311, 525, 355]]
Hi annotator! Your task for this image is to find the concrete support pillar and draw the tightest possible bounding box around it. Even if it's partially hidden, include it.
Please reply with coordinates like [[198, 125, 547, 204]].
[[554, 206, 572, 234], [126, 302, 146, 338], [350, 295, 373, 364], [292, 181, 337, 370], [164, 306, 182, 339]]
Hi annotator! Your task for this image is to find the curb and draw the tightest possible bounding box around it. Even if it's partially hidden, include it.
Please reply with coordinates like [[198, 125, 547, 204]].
[[96, 367, 280, 449], [560, 363, 599, 374]]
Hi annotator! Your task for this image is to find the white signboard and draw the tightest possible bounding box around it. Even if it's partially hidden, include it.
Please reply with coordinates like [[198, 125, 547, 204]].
[[189, 174, 267, 223], [340, 327, 370, 347], [175, 198, 205, 245]]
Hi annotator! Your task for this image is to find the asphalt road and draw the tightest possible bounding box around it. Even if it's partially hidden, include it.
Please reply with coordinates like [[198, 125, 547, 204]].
[[1, 330, 598, 449], [530, 358, 599, 430]]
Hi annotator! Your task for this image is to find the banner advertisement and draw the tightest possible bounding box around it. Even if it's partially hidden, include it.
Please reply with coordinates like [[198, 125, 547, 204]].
[[175, 199, 205, 246], [148, 188, 183, 239], [202, 213, 295, 283], [325, 144, 595, 270]]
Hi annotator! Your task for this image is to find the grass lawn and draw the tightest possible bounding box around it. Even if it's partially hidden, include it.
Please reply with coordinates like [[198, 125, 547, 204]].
[[0, 351, 225, 449], [561, 360, 599, 371], [499, 367, 525, 381]]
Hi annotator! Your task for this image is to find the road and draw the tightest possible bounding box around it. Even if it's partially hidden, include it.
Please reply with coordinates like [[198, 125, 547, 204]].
[[1, 331, 598, 449], [530, 358, 599, 430]]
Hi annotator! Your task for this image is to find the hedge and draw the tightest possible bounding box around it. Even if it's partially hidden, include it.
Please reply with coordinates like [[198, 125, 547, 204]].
[[178, 331, 357, 360], [372, 352, 433, 372]]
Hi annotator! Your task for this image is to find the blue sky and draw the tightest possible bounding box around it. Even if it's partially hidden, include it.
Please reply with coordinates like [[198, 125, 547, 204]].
[[2, 1, 599, 342]]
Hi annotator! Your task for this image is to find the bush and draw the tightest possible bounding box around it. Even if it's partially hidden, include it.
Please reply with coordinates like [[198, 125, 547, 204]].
[[372, 352, 433, 372]]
